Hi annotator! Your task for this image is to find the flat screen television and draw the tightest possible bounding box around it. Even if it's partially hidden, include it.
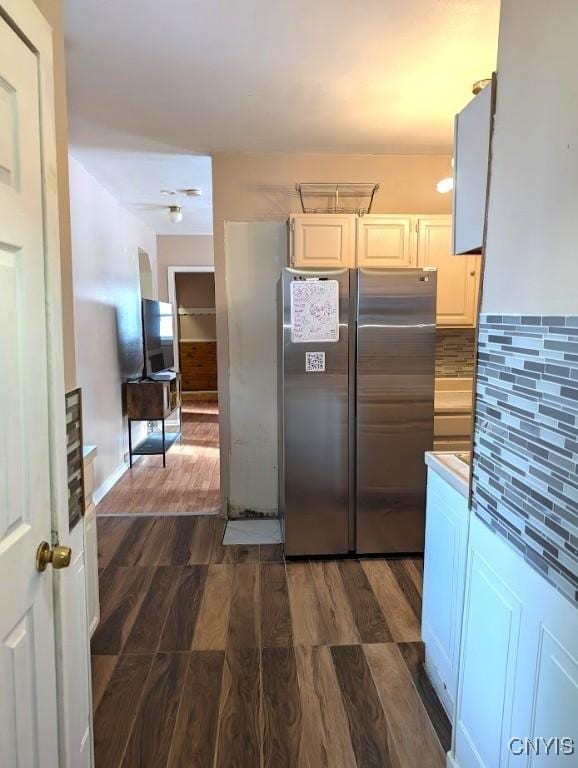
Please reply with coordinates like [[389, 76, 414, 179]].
[[142, 299, 175, 376]]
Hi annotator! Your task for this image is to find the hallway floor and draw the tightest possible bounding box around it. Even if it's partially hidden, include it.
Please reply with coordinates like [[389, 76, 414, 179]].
[[97, 398, 220, 515], [92, 515, 450, 767]]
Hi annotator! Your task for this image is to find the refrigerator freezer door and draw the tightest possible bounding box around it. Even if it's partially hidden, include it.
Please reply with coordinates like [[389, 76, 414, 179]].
[[280, 268, 350, 556], [356, 268, 436, 554]]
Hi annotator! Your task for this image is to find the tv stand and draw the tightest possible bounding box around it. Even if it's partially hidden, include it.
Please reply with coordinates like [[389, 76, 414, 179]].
[[126, 374, 182, 468]]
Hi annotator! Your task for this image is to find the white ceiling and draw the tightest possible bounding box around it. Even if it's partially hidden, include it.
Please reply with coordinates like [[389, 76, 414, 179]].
[[64, 0, 500, 234], [68, 146, 213, 235]]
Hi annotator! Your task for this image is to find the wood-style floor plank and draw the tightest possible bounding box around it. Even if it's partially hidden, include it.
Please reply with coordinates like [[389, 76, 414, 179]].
[[212, 542, 260, 565], [192, 564, 234, 651], [122, 652, 189, 768], [397, 642, 452, 754], [388, 559, 423, 620], [91, 655, 117, 713], [404, 557, 424, 597], [123, 567, 182, 653], [93, 654, 153, 767], [108, 517, 156, 567], [132, 517, 179, 566], [159, 566, 208, 652], [286, 562, 325, 647], [157, 517, 199, 566], [262, 647, 302, 767], [361, 560, 421, 642], [189, 517, 221, 564], [364, 643, 445, 768], [310, 561, 361, 646], [227, 563, 260, 649], [91, 567, 155, 655], [337, 560, 393, 643], [96, 401, 220, 516], [216, 648, 261, 768], [295, 646, 357, 768], [168, 651, 225, 768], [96, 517, 135, 569], [259, 543, 285, 563], [260, 563, 293, 648], [331, 644, 395, 767]]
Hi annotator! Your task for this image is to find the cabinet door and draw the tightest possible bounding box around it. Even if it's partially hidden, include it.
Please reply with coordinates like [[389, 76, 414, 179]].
[[422, 469, 469, 720], [290, 214, 356, 267], [453, 81, 493, 255], [416, 216, 480, 326], [356, 215, 413, 267]]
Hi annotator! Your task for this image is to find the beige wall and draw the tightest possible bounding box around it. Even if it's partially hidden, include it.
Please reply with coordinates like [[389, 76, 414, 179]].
[[69, 156, 158, 494], [482, 0, 578, 314], [212, 151, 452, 512], [156, 235, 214, 301], [176, 273, 216, 342], [175, 272, 215, 308], [33, 0, 76, 390]]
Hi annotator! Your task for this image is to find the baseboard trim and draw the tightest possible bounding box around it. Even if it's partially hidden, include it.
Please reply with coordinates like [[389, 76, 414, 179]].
[[94, 461, 129, 506]]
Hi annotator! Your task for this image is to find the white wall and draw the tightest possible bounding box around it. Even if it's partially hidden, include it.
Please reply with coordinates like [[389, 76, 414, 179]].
[[482, 0, 578, 314], [69, 155, 158, 492], [156, 234, 214, 301], [225, 222, 286, 516]]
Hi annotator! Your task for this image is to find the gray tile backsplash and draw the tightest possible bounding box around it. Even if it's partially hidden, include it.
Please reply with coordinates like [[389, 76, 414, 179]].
[[436, 328, 475, 378], [473, 315, 578, 604]]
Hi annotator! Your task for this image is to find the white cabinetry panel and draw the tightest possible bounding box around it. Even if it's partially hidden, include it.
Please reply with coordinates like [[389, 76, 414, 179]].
[[455, 547, 521, 768], [451, 514, 578, 768], [453, 82, 493, 255], [416, 217, 480, 326], [290, 214, 356, 268], [422, 469, 469, 720], [356, 215, 413, 267]]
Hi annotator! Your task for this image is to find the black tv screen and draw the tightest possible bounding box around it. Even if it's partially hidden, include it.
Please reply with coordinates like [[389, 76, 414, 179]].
[[142, 299, 175, 375]]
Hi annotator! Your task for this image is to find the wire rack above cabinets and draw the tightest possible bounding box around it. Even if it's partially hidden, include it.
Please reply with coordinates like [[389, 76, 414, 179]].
[[295, 182, 379, 215]]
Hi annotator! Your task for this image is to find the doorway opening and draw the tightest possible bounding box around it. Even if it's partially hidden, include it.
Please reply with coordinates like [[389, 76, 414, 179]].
[[95, 263, 220, 516]]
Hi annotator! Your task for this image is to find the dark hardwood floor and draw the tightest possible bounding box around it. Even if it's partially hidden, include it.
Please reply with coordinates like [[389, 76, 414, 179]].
[[92, 515, 451, 767]]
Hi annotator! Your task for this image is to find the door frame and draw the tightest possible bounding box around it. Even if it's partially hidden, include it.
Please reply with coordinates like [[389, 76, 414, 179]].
[[167, 265, 215, 374], [0, 0, 82, 762]]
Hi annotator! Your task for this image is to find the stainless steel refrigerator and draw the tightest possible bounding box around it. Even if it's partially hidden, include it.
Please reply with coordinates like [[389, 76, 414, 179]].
[[278, 267, 436, 557]]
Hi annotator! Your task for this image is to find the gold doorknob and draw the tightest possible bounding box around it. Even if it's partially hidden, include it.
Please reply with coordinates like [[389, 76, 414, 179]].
[[36, 542, 72, 572]]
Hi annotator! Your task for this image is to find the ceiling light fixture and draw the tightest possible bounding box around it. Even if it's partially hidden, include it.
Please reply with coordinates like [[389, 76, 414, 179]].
[[160, 187, 202, 197], [168, 205, 183, 224], [436, 177, 454, 194]]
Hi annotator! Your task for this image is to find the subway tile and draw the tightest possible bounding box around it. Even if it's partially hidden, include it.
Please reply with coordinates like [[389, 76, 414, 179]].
[[474, 314, 578, 607]]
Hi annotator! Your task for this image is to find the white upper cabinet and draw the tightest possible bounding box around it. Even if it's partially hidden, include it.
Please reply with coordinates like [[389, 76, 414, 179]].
[[356, 215, 413, 268], [417, 216, 480, 326], [289, 213, 481, 326], [453, 80, 494, 255], [289, 214, 356, 268]]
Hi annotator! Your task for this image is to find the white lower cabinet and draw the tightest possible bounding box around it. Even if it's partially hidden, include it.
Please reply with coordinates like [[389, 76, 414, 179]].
[[422, 468, 469, 721], [450, 514, 578, 768]]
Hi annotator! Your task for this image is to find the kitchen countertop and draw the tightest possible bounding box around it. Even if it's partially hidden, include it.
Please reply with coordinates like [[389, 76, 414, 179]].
[[425, 451, 470, 498], [83, 445, 97, 463]]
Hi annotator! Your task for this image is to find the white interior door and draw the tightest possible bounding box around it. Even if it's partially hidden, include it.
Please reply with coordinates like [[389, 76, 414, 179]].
[[0, 15, 60, 767]]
